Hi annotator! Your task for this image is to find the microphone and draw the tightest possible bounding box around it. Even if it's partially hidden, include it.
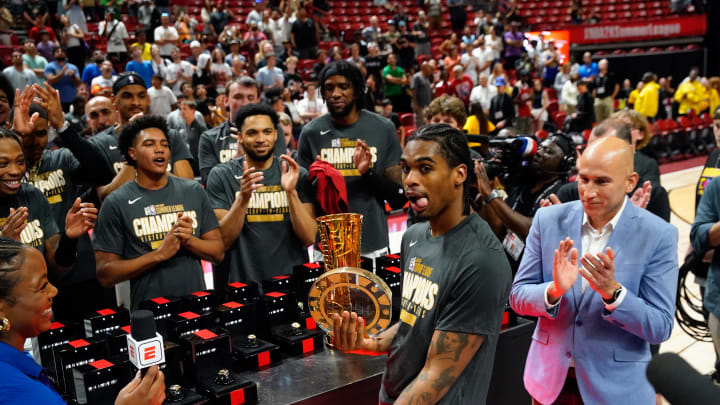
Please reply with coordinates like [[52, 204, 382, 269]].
[[646, 353, 720, 405], [126, 310, 165, 376]]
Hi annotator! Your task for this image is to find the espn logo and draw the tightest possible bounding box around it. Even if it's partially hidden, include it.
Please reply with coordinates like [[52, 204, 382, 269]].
[[127, 334, 165, 369]]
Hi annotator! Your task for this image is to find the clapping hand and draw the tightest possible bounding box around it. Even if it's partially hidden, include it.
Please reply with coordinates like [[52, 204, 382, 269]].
[[539, 193, 561, 208], [579, 247, 620, 301], [1, 207, 28, 241], [353, 139, 372, 175], [630, 180, 652, 209], [238, 159, 264, 203], [548, 237, 579, 304], [12, 86, 40, 137], [64, 198, 98, 239], [280, 154, 300, 192]]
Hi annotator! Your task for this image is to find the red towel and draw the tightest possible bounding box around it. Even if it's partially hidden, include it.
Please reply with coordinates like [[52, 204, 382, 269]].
[[309, 160, 349, 215]]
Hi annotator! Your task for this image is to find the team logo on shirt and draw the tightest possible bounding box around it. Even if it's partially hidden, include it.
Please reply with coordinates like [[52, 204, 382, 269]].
[[320, 139, 377, 177], [133, 203, 199, 248], [235, 185, 289, 222], [219, 145, 237, 164], [28, 169, 66, 205], [399, 257, 439, 327], [0, 217, 44, 248]]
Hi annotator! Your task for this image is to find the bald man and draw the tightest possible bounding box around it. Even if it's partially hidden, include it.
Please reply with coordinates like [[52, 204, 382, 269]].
[[510, 136, 679, 404], [86, 96, 119, 135]]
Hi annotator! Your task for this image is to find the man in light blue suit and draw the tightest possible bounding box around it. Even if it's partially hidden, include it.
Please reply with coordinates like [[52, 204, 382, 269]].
[[510, 136, 678, 404]]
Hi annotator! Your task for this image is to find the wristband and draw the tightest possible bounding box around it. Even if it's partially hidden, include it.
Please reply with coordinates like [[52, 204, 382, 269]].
[[54, 232, 79, 267]]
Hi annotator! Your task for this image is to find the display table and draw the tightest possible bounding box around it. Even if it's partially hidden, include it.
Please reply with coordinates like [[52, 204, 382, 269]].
[[238, 317, 536, 405]]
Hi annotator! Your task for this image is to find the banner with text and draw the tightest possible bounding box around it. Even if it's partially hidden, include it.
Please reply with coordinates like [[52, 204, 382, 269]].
[[568, 14, 706, 45]]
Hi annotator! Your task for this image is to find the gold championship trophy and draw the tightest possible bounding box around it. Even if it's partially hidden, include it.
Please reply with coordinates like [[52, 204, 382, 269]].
[[308, 214, 393, 340]]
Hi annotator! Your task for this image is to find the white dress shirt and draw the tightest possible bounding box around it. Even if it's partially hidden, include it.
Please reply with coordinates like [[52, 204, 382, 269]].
[[545, 198, 629, 311], [469, 83, 497, 113]]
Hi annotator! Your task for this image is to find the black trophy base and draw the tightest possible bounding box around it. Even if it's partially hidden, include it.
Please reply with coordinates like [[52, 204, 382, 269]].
[[196, 372, 258, 405], [230, 335, 281, 370], [271, 324, 324, 356]]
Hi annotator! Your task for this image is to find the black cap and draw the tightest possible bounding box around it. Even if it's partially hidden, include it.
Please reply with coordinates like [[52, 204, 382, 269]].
[[130, 309, 157, 340], [113, 72, 147, 94]]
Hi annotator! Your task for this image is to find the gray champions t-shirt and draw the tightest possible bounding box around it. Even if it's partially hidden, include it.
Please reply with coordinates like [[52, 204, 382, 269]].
[[206, 156, 312, 287], [90, 126, 193, 176], [0, 183, 59, 255], [198, 120, 288, 183], [297, 110, 401, 253], [92, 176, 219, 308], [380, 213, 512, 404]]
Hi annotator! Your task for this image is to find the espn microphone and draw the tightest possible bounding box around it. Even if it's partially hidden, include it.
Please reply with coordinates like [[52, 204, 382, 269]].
[[646, 352, 720, 405], [127, 310, 165, 376]]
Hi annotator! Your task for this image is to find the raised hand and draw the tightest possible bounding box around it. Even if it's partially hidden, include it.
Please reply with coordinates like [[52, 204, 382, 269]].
[[114, 365, 165, 405], [280, 154, 300, 192], [579, 247, 620, 301], [549, 237, 579, 304], [12, 86, 40, 137], [33, 83, 65, 130], [331, 310, 374, 352], [64, 198, 98, 239], [630, 180, 652, 209], [1, 207, 28, 241], [238, 159, 264, 203], [539, 193, 562, 208], [353, 139, 372, 175], [474, 160, 493, 197]]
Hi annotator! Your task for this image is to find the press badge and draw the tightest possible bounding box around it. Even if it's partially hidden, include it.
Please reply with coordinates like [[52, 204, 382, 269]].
[[503, 230, 524, 260], [495, 111, 503, 120]]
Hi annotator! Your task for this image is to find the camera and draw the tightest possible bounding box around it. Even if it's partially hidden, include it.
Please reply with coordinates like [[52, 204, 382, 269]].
[[480, 136, 538, 186]]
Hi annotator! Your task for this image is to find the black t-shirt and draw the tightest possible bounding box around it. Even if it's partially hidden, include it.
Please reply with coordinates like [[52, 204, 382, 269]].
[[29, 148, 104, 285], [0, 183, 58, 254], [206, 156, 312, 287], [364, 55, 386, 84], [505, 178, 566, 219], [380, 214, 512, 404], [24, 0, 47, 20], [90, 126, 193, 176], [297, 110, 401, 253], [291, 18, 318, 49], [93, 176, 219, 308], [593, 72, 616, 99], [197, 120, 287, 184]]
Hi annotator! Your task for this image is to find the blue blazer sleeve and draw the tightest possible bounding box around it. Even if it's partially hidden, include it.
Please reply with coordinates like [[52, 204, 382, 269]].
[[602, 223, 679, 344], [509, 207, 558, 319], [691, 176, 720, 253]]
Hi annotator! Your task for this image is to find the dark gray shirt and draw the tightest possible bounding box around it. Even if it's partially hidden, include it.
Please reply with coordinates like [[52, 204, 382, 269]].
[[380, 214, 512, 404], [93, 176, 219, 308], [411, 72, 432, 108], [89, 126, 193, 176], [206, 156, 312, 287], [198, 120, 287, 184], [297, 110, 401, 253]]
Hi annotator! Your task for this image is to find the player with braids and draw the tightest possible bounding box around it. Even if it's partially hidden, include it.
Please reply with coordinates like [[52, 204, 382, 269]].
[[332, 123, 511, 405]]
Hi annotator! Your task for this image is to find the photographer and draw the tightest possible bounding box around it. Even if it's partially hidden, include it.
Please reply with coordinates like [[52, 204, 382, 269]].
[[475, 133, 575, 270]]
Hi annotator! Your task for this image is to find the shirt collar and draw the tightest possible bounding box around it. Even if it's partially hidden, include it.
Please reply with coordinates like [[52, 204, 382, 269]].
[[583, 197, 627, 235], [0, 341, 43, 378]]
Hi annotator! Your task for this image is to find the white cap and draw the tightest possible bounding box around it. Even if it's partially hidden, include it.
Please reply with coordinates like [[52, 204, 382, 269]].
[[190, 40, 201, 48]]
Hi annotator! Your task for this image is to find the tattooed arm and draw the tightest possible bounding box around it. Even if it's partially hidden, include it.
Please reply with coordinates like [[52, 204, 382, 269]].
[[395, 330, 485, 405]]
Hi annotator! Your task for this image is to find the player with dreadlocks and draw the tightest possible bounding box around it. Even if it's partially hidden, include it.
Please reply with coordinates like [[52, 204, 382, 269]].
[[331, 124, 512, 405]]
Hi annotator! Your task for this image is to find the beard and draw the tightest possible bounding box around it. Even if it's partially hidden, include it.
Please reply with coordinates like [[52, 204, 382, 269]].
[[327, 98, 356, 118], [245, 145, 275, 163]]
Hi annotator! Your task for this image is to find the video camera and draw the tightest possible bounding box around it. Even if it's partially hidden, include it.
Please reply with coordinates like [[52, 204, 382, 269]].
[[468, 135, 538, 187]]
